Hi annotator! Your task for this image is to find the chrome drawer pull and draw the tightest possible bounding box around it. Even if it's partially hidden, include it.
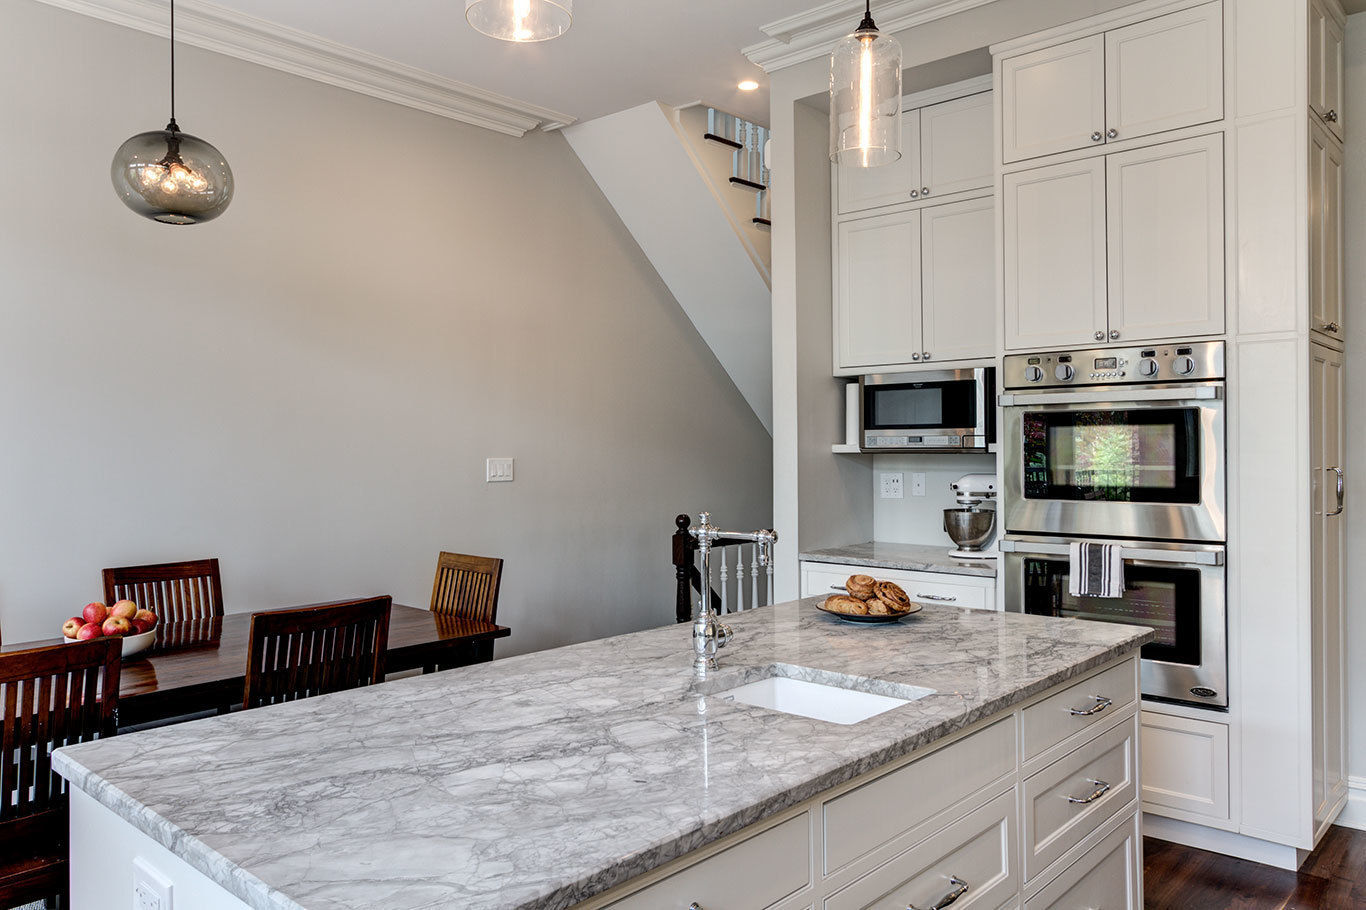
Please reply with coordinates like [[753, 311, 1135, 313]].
[[1068, 695, 1112, 717], [830, 584, 848, 592], [915, 592, 958, 602], [908, 876, 969, 910], [1066, 778, 1111, 804], [688, 903, 704, 910]]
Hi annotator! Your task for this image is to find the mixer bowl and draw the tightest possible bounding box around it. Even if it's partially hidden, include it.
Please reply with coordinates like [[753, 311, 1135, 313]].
[[943, 508, 996, 551]]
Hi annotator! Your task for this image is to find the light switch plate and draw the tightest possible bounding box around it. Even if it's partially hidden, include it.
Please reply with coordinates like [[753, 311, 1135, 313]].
[[879, 472, 904, 499], [911, 473, 927, 497], [486, 457, 514, 483], [132, 856, 173, 910]]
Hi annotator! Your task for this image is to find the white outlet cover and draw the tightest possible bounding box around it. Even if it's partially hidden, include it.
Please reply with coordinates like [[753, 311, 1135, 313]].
[[132, 856, 173, 910], [879, 472, 904, 499]]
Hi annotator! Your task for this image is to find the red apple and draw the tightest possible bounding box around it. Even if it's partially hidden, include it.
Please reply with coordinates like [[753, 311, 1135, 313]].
[[132, 609, 157, 632], [75, 622, 103, 640], [109, 600, 138, 621], [62, 617, 84, 639], [82, 602, 108, 625], [101, 616, 133, 637]]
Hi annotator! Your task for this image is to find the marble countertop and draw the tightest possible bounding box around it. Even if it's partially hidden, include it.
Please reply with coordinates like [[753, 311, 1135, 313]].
[[800, 541, 1000, 578], [54, 600, 1149, 910]]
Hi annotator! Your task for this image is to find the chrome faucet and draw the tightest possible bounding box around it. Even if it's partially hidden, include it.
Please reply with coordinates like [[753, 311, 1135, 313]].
[[688, 511, 778, 678]]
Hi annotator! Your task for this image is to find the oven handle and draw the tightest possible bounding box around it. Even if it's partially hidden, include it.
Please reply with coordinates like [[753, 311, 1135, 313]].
[[999, 540, 1224, 566], [998, 386, 1222, 407]]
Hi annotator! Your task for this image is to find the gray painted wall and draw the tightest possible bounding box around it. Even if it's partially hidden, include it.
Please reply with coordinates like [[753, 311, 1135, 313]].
[[0, 1, 773, 654]]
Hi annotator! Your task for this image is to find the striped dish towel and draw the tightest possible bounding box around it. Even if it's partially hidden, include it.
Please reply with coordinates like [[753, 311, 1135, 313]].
[[1068, 541, 1124, 598]]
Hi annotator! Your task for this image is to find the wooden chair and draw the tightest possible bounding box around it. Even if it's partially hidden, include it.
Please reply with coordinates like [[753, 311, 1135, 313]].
[[102, 558, 224, 624], [242, 597, 391, 710], [425, 553, 502, 672], [0, 638, 121, 908]]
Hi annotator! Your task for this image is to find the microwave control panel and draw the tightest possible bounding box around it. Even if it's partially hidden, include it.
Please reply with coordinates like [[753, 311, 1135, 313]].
[[1003, 340, 1225, 390]]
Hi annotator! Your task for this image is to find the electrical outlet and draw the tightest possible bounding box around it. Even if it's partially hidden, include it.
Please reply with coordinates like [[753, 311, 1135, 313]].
[[132, 856, 173, 910], [485, 457, 514, 483], [879, 472, 904, 499], [911, 473, 927, 497]]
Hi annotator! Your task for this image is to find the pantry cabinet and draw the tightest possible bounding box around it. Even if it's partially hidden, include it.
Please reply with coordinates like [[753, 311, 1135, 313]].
[[1004, 133, 1224, 350], [1309, 0, 1345, 143], [1309, 122, 1344, 341], [999, 1, 1222, 163]]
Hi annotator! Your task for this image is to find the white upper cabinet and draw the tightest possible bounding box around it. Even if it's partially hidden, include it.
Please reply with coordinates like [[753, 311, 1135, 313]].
[[1001, 35, 1106, 163], [836, 211, 922, 369], [1104, 2, 1223, 143], [837, 112, 922, 215], [1106, 133, 1225, 342], [1310, 123, 1344, 339], [1003, 158, 1108, 350], [921, 196, 996, 362], [1310, 0, 1345, 142], [919, 92, 994, 199]]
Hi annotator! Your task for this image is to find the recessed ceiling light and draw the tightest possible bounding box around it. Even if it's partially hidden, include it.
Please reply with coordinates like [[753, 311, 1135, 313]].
[[738, 80, 760, 92]]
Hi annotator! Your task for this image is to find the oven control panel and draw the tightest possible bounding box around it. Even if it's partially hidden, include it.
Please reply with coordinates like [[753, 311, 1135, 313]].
[[1003, 340, 1225, 390]]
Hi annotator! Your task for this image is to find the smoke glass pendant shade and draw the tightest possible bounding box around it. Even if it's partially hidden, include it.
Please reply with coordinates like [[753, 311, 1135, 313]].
[[465, 0, 572, 42], [111, 124, 234, 224], [829, 9, 903, 167]]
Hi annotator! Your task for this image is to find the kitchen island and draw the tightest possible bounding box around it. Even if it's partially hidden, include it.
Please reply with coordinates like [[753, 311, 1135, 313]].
[[54, 599, 1151, 910]]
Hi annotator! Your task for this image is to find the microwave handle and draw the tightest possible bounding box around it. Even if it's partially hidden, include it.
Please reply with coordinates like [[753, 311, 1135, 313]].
[[999, 539, 1224, 566], [998, 386, 1222, 407]]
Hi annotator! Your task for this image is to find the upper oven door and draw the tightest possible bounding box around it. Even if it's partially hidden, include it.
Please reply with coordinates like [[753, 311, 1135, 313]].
[[861, 368, 994, 452], [1000, 384, 1225, 541]]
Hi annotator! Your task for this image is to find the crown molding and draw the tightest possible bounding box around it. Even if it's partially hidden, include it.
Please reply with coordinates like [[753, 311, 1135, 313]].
[[32, 0, 576, 135], [743, 0, 998, 73]]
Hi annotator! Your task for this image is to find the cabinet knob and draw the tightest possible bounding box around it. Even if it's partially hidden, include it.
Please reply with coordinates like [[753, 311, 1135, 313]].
[[921, 186, 931, 197], [1326, 109, 1339, 123], [1324, 321, 1341, 333], [911, 352, 921, 361], [1109, 330, 1120, 340], [1091, 131, 1104, 142], [1106, 128, 1119, 139], [922, 351, 931, 360], [1094, 330, 1105, 341], [910, 189, 920, 198]]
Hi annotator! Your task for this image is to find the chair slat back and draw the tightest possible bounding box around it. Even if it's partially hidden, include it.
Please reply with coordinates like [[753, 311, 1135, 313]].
[[0, 639, 120, 822], [103, 559, 224, 624], [429, 552, 503, 623], [243, 597, 391, 710]]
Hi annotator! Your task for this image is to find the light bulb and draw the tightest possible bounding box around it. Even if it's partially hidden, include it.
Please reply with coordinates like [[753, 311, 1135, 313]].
[[513, 0, 531, 40], [857, 34, 873, 166]]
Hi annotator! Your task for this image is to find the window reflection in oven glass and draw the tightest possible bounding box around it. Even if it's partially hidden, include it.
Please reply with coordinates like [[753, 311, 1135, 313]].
[[1022, 408, 1201, 503]]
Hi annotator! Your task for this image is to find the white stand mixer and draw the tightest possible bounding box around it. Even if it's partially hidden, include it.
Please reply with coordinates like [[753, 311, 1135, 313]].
[[944, 474, 999, 559]]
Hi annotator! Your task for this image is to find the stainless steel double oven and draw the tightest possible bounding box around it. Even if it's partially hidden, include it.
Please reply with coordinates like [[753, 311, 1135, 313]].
[[999, 340, 1228, 708]]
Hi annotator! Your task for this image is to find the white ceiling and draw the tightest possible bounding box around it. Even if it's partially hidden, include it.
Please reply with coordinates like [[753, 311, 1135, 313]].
[[192, 0, 805, 125]]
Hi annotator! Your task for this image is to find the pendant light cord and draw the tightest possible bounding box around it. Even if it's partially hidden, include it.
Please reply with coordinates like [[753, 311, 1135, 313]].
[[857, 0, 877, 33], [168, 0, 178, 131]]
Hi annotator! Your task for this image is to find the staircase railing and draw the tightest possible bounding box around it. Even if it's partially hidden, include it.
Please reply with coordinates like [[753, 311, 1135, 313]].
[[705, 109, 771, 227]]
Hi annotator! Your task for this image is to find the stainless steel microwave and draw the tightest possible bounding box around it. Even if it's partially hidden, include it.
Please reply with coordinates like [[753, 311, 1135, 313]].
[[860, 368, 995, 454]]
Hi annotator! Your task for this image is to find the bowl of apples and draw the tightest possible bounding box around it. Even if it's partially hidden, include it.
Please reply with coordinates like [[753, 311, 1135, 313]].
[[62, 600, 159, 657]]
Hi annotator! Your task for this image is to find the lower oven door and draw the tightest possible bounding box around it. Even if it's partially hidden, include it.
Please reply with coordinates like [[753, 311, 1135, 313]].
[[1001, 535, 1227, 708]]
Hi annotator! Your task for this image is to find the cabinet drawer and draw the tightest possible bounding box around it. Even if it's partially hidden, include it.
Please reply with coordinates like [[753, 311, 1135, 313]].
[[1022, 717, 1137, 880], [1024, 810, 1140, 910], [1140, 710, 1229, 822], [1021, 659, 1136, 762], [824, 717, 1016, 873], [607, 813, 810, 910], [825, 789, 1018, 910], [800, 563, 993, 610]]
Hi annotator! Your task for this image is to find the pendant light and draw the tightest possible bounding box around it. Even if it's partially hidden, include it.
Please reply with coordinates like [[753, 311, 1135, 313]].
[[111, 0, 233, 224], [829, 0, 902, 168], [465, 0, 572, 42]]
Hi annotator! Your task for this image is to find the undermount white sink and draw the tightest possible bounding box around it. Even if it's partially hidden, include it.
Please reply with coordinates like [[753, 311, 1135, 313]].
[[716, 675, 935, 725]]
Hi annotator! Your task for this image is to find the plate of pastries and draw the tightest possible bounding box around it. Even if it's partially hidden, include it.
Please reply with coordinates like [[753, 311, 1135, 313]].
[[818, 575, 922, 624]]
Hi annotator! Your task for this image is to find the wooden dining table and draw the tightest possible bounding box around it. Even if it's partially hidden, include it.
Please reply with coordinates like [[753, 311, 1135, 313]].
[[10, 604, 510, 728]]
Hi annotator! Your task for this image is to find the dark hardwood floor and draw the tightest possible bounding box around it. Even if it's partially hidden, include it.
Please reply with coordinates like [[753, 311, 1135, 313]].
[[1145, 826, 1366, 909]]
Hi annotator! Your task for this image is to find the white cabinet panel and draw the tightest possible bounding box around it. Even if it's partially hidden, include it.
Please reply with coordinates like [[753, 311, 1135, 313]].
[[838, 112, 922, 215], [836, 212, 922, 370], [1139, 711, 1230, 822], [1310, 0, 1345, 141], [920, 92, 994, 198], [1106, 133, 1224, 343], [921, 197, 996, 363], [1001, 35, 1106, 163], [1022, 659, 1138, 763], [800, 562, 996, 610], [1003, 158, 1108, 350], [1310, 124, 1344, 339], [1104, 2, 1223, 143], [1024, 811, 1140, 910]]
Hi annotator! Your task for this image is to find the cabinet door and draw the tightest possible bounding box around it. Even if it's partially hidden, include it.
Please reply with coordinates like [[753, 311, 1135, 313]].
[[1310, 0, 1345, 141], [921, 197, 995, 363], [837, 111, 922, 214], [1104, 2, 1223, 143], [1003, 158, 1108, 350], [1000, 35, 1105, 163], [836, 212, 922, 369], [1310, 124, 1344, 339], [1106, 133, 1224, 343], [919, 92, 994, 199]]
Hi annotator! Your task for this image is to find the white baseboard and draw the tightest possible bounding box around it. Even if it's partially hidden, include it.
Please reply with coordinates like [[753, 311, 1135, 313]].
[[1142, 813, 1302, 870], [1337, 776, 1366, 831]]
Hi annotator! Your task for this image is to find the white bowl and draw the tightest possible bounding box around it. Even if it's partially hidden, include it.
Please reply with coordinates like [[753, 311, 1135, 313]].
[[64, 628, 156, 658]]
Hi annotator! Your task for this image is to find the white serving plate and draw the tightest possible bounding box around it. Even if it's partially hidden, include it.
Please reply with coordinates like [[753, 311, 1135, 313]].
[[64, 627, 156, 657]]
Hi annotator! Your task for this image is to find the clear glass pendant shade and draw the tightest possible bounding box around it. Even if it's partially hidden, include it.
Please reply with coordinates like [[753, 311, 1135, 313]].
[[111, 125, 234, 224], [465, 0, 572, 42], [829, 22, 903, 167]]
